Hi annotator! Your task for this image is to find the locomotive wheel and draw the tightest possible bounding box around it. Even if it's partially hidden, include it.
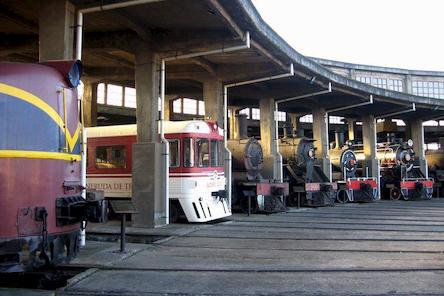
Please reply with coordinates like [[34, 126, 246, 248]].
[[390, 188, 401, 200], [336, 190, 349, 204]]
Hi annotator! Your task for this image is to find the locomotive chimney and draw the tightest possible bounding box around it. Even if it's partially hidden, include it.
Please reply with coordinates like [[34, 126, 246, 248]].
[[283, 121, 292, 138], [235, 114, 249, 140], [335, 131, 344, 149]]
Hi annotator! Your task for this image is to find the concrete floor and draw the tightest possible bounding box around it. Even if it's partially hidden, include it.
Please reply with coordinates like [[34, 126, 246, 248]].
[[18, 199, 444, 295]]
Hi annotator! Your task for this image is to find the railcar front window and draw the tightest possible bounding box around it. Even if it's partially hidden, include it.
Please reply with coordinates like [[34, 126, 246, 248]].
[[184, 138, 194, 167], [196, 138, 209, 167], [95, 146, 126, 169], [169, 139, 180, 167], [218, 140, 224, 167], [210, 139, 218, 167]]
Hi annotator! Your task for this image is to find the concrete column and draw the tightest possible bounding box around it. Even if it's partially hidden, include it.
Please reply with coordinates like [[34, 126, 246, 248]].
[[39, 0, 74, 61], [362, 115, 380, 185], [203, 79, 224, 126], [82, 81, 98, 127], [229, 107, 238, 139], [408, 119, 428, 177], [405, 74, 413, 94], [347, 118, 355, 141], [259, 98, 281, 180], [349, 69, 356, 79], [312, 108, 331, 180], [132, 49, 167, 228]]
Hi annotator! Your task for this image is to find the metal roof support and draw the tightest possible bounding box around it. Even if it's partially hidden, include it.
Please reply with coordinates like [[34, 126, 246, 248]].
[[326, 95, 373, 113], [224, 63, 295, 206], [275, 82, 332, 104], [375, 103, 416, 119]]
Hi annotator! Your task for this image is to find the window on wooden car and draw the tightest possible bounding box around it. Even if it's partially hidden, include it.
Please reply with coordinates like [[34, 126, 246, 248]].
[[95, 146, 126, 169], [183, 138, 195, 167], [210, 139, 218, 167], [196, 138, 209, 167], [169, 139, 180, 167]]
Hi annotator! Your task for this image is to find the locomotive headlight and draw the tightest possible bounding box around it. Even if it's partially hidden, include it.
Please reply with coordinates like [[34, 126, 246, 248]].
[[41, 60, 83, 88], [66, 60, 83, 88], [308, 149, 315, 158], [404, 153, 411, 162], [349, 158, 357, 166], [407, 139, 413, 147]]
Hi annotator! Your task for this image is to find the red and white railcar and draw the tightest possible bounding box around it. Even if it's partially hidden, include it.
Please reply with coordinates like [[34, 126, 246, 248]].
[[86, 120, 231, 222]]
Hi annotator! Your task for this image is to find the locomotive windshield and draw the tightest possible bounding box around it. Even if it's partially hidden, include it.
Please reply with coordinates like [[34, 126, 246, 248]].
[[184, 138, 195, 167], [183, 137, 223, 168], [168, 139, 180, 167], [210, 139, 218, 167], [196, 138, 210, 167]]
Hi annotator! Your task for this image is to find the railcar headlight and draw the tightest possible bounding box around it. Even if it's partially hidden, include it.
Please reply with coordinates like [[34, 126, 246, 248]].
[[40, 60, 83, 88], [66, 60, 83, 88], [407, 139, 413, 147]]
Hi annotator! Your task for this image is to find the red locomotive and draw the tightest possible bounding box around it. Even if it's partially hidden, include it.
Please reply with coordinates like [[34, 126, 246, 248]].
[[0, 61, 106, 272]]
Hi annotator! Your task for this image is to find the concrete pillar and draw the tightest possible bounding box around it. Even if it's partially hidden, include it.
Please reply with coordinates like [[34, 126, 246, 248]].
[[347, 118, 355, 141], [229, 107, 238, 139], [39, 0, 74, 61], [405, 74, 413, 94], [349, 69, 356, 79], [312, 108, 331, 180], [408, 119, 428, 177], [132, 49, 167, 228], [362, 115, 380, 187], [203, 79, 224, 126], [259, 98, 281, 180], [82, 81, 98, 127]]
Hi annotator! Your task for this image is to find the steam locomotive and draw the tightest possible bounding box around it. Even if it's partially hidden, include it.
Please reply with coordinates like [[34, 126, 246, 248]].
[[425, 147, 444, 192], [279, 136, 337, 207], [0, 61, 107, 273], [329, 138, 379, 203], [354, 140, 433, 200], [228, 115, 288, 213]]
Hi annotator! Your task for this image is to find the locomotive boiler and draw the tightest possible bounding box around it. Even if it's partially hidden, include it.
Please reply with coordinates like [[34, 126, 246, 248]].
[[329, 136, 378, 203], [0, 61, 107, 273], [279, 136, 337, 207], [354, 140, 433, 200], [228, 115, 288, 213]]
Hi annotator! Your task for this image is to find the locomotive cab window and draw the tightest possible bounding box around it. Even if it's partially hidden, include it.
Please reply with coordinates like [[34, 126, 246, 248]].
[[169, 139, 180, 168], [95, 146, 126, 169], [196, 138, 209, 167], [184, 138, 195, 167]]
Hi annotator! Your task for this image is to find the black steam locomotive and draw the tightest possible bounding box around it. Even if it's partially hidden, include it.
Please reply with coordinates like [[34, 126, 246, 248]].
[[354, 140, 433, 200], [330, 140, 379, 203], [228, 115, 288, 213], [279, 137, 337, 207]]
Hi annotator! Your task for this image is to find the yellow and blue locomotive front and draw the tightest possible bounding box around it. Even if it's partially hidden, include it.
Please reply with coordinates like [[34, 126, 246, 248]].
[[0, 62, 85, 272]]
